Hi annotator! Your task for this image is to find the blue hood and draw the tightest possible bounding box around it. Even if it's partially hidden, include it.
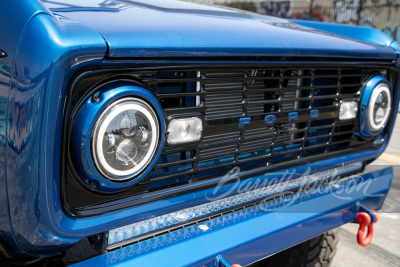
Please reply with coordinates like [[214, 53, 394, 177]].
[[43, 0, 397, 59]]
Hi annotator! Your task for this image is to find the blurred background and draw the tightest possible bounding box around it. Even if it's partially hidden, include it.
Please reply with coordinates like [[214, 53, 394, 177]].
[[192, 0, 400, 41]]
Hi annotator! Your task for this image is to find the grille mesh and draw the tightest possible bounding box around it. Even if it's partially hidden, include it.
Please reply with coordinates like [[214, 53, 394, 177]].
[[134, 67, 386, 191]]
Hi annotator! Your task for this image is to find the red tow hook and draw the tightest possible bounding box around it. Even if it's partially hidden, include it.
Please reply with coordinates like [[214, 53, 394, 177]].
[[356, 209, 379, 247]]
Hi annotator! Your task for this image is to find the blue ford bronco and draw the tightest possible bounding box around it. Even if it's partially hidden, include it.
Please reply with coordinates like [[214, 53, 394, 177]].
[[0, 0, 399, 266]]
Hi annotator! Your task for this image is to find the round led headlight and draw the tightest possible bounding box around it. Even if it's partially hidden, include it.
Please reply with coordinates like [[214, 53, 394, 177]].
[[70, 84, 165, 192], [360, 76, 392, 138], [93, 98, 159, 181], [367, 83, 391, 132]]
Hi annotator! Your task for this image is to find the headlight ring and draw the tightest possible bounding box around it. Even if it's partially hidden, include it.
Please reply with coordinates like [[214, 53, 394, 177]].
[[367, 83, 391, 133], [359, 75, 392, 138], [70, 84, 165, 192], [92, 98, 159, 181]]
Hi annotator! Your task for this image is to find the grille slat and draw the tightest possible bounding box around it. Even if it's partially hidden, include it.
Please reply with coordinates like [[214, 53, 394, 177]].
[[205, 82, 244, 91], [205, 93, 243, 106], [200, 143, 237, 159], [145, 75, 364, 85], [135, 66, 387, 191]]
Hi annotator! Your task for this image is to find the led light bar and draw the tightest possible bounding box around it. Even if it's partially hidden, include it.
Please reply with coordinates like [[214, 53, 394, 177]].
[[107, 163, 363, 248]]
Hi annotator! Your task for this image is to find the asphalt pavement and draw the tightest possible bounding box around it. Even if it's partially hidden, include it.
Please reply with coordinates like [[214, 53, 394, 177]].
[[332, 114, 400, 267]]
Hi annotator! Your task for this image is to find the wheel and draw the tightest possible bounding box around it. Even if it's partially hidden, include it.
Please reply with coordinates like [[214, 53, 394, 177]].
[[256, 229, 339, 267]]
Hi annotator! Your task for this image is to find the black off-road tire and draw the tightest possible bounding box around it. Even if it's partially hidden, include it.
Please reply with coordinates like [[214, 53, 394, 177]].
[[257, 229, 339, 267]]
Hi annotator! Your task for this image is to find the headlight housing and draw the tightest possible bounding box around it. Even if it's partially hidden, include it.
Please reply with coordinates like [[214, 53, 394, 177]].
[[70, 84, 165, 192], [93, 98, 159, 181], [360, 75, 392, 138], [367, 83, 391, 132]]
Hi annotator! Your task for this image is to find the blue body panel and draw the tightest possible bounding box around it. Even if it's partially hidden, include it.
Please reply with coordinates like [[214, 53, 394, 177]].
[[293, 20, 400, 57], [49, 1, 397, 59], [0, 1, 54, 255], [0, 1, 107, 256], [72, 166, 393, 267], [0, 0, 399, 259]]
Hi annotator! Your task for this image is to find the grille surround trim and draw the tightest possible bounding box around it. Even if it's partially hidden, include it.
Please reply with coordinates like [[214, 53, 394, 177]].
[[60, 60, 397, 216]]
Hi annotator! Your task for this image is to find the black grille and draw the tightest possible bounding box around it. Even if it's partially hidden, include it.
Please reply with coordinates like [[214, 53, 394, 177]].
[[63, 62, 397, 216], [131, 67, 387, 191]]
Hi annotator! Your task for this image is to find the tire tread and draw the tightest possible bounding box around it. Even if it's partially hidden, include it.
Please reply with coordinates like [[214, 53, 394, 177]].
[[257, 229, 339, 267]]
